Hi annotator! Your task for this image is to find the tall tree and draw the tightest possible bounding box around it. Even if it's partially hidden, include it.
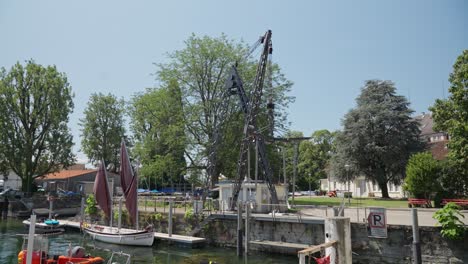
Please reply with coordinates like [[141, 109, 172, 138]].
[[80, 93, 125, 168], [298, 130, 336, 190], [430, 50, 468, 188], [129, 80, 187, 189], [332, 80, 423, 198], [0, 60, 75, 193], [155, 33, 294, 186]]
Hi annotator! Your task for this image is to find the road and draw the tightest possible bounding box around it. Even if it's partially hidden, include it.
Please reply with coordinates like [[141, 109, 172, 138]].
[[299, 207, 468, 226]]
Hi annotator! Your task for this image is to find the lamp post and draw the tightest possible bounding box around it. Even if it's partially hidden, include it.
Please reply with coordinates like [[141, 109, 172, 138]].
[[308, 173, 311, 198], [344, 164, 351, 205]]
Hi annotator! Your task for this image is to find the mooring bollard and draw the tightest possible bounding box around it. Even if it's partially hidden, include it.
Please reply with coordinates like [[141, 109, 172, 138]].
[[325, 217, 352, 264]]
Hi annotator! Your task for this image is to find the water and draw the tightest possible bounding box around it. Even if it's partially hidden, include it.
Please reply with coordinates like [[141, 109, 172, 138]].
[[0, 219, 297, 264]]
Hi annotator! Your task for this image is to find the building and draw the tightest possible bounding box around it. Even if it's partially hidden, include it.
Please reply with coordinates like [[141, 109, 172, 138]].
[[321, 112, 448, 198], [217, 179, 288, 213], [1, 171, 22, 190], [36, 164, 121, 195]]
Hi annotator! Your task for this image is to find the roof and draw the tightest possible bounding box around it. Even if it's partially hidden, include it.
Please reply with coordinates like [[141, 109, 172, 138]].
[[428, 141, 449, 160], [414, 112, 438, 136], [41, 169, 97, 180]]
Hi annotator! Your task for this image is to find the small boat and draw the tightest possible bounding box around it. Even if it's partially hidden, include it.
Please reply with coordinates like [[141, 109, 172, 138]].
[[83, 141, 154, 246], [83, 224, 154, 246], [23, 218, 65, 234]]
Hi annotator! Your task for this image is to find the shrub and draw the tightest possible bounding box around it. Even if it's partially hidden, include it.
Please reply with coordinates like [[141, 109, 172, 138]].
[[404, 152, 441, 200], [433, 202, 466, 240], [85, 194, 98, 216], [184, 208, 195, 222]]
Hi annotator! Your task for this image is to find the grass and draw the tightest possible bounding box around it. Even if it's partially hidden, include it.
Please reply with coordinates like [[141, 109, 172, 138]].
[[290, 196, 409, 208]]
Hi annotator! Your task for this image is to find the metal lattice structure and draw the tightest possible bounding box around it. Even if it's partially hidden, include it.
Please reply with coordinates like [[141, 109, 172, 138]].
[[226, 30, 279, 210]]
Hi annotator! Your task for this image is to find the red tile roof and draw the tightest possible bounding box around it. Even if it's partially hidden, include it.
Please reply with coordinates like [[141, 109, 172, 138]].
[[41, 169, 97, 180]]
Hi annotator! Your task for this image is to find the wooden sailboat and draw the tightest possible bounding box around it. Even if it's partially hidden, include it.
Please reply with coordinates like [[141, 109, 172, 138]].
[[83, 142, 154, 246]]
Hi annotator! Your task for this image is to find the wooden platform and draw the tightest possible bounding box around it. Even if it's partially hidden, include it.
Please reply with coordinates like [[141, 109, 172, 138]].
[[249, 240, 311, 249], [60, 220, 206, 245]]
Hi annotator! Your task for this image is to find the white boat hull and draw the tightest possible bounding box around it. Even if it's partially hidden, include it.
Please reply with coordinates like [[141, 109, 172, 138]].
[[83, 225, 154, 246], [22, 220, 65, 234]]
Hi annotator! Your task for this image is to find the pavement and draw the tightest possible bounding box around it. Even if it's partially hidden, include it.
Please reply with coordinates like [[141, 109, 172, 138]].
[[299, 207, 468, 226]]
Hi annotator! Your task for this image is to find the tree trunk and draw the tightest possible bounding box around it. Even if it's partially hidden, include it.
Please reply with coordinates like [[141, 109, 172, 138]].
[[379, 182, 390, 198]]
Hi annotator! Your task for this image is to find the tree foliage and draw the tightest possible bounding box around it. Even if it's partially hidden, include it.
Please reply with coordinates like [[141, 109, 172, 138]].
[[404, 152, 441, 199], [331, 80, 424, 198], [297, 130, 336, 190], [433, 203, 466, 240], [0, 60, 75, 193], [155, 33, 294, 185], [430, 49, 468, 189], [129, 80, 187, 188], [80, 93, 125, 168]]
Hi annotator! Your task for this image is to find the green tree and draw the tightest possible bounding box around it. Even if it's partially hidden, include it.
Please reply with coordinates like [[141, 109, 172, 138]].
[[155, 33, 294, 186], [403, 152, 441, 200], [298, 130, 336, 191], [332, 80, 424, 198], [129, 80, 187, 189], [80, 93, 125, 168], [0, 60, 75, 193], [430, 50, 468, 192]]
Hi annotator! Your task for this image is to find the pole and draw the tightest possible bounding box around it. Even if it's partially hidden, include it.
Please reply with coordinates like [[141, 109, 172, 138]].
[[282, 146, 286, 185], [26, 214, 36, 264], [245, 202, 250, 255], [80, 197, 85, 225], [412, 208, 422, 264], [237, 201, 243, 256], [118, 198, 122, 232], [108, 178, 114, 230], [48, 196, 53, 219], [255, 140, 258, 191], [292, 142, 298, 206], [168, 200, 173, 237]]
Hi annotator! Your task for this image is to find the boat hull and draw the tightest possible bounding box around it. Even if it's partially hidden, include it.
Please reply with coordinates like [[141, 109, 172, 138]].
[[22, 220, 65, 234], [83, 226, 154, 246]]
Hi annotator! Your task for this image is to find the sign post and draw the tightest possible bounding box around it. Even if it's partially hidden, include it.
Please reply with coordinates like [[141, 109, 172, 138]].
[[367, 207, 387, 238]]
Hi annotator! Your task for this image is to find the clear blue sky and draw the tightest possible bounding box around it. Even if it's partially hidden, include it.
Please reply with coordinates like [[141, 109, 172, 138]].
[[1, 0, 467, 163]]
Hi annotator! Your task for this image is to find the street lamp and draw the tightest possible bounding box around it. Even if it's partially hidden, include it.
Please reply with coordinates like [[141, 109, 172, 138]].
[[308, 173, 311, 198]]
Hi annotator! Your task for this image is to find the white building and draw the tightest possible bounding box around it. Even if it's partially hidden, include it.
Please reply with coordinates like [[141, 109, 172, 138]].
[[217, 180, 288, 213], [1, 171, 22, 190], [320, 177, 405, 198]]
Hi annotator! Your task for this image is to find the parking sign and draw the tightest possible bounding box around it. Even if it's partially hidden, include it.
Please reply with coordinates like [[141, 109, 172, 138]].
[[367, 207, 387, 238]]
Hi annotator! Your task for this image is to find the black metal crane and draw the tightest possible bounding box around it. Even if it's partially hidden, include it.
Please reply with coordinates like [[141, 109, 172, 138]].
[[225, 30, 279, 210]]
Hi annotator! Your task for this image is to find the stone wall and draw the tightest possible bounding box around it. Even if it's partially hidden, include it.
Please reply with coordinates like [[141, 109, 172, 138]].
[[352, 223, 468, 263], [200, 216, 468, 263], [200, 218, 325, 254]]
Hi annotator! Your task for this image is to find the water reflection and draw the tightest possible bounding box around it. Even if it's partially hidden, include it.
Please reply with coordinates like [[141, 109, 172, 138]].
[[0, 219, 296, 264]]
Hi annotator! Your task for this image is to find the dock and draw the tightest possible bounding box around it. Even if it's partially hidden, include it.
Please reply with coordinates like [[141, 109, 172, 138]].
[[250, 240, 311, 250], [60, 220, 206, 246]]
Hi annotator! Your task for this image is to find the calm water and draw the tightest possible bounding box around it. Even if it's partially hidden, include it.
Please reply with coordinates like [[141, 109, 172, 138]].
[[0, 219, 296, 264]]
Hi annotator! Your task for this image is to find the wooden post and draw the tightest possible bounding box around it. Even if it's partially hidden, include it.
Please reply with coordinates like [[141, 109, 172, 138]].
[[118, 198, 122, 231], [245, 202, 250, 255], [412, 208, 422, 264], [237, 201, 243, 256], [48, 196, 53, 219], [26, 214, 36, 264], [80, 197, 85, 224], [325, 217, 352, 264], [168, 200, 173, 237]]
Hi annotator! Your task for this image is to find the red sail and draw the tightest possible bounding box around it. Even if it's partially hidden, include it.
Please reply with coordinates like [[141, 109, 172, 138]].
[[93, 161, 111, 219], [120, 141, 137, 225]]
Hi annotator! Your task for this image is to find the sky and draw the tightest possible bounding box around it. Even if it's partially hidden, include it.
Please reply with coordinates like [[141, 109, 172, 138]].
[[1, 0, 467, 164]]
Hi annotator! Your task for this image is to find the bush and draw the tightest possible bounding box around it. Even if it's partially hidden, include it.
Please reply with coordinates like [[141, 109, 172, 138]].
[[433, 202, 466, 240], [85, 194, 98, 216], [184, 208, 195, 222], [404, 152, 441, 200]]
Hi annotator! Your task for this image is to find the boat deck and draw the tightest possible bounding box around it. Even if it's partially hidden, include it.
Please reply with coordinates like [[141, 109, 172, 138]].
[[60, 220, 206, 246]]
